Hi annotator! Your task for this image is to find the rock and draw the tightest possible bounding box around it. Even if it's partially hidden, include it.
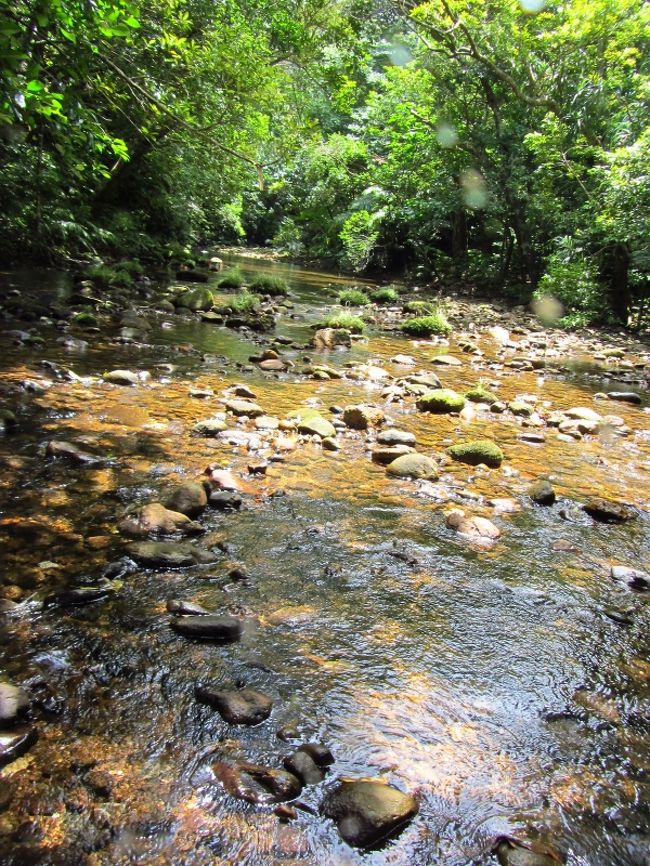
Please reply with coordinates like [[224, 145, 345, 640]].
[[47, 586, 112, 606], [509, 400, 533, 417], [224, 399, 264, 418], [104, 369, 148, 386], [259, 358, 288, 372], [416, 389, 465, 413], [465, 385, 498, 404], [0, 409, 17, 433], [175, 269, 208, 283], [171, 615, 242, 641], [445, 509, 501, 541], [371, 445, 415, 465], [205, 468, 243, 490], [46, 440, 102, 465], [274, 804, 298, 821], [430, 354, 461, 366], [296, 415, 337, 438], [196, 686, 272, 724], [606, 391, 642, 405], [518, 432, 546, 444], [386, 453, 439, 480], [127, 540, 218, 568], [391, 354, 416, 365], [563, 407, 601, 422], [166, 598, 211, 615], [193, 418, 228, 436], [494, 836, 563, 866], [321, 779, 418, 849], [404, 372, 441, 389], [176, 287, 214, 311], [212, 760, 301, 804], [311, 327, 351, 349], [255, 415, 280, 430], [296, 743, 334, 766], [208, 491, 243, 510], [0, 682, 29, 725], [0, 726, 38, 767], [118, 502, 203, 537], [529, 479, 556, 505], [342, 404, 385, 430], [610, 565, 649, 590], [446, 440, 503, 468], [583, 498, 637, 523], [283, 750, 325, 785], [376, 428, 416, 446], [164, 482, 208, 518]]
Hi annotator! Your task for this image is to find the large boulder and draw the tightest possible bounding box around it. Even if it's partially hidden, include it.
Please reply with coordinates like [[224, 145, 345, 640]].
[[446, 440, 504, 468], [416, 389, 465, 414], [196, 686, 272, 724], [321, 779, 418, 849], [386, 453, 439, 480]]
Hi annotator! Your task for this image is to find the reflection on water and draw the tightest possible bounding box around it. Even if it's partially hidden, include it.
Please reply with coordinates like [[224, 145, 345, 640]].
[[0, 256, 648, 866]]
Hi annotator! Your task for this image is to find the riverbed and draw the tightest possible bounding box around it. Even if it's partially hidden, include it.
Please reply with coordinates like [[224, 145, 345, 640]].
[[0, 254, 648, 866]]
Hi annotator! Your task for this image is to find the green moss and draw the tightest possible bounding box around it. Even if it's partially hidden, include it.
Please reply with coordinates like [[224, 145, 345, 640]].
[[446, 439, 504, 467], [226, 291, 259, 314], [465, 385, 498, 404], [337, 288, 370, 306], [248, 274, 289, 296], [87, 264, 134, 289], [321, 312, 365, 333], [508, 401, 533, 416], [72, 311, 98, 327], [217, 266, 244, 289], [402, 300, 438, 315], [416, 388, 465, 413], [402, 313, 452, 337], [370, 287, 400, 304], [176, 287, 215, 311]]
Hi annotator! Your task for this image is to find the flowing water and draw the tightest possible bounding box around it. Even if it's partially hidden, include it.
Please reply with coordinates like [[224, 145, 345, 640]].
[[0, 255, 648, 866]]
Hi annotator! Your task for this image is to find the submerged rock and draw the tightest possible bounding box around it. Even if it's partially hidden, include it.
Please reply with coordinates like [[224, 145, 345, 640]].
[[386, 453, 439, 480], [494, 836, 564, 866], [321, 779, 418, 849], [196, 686, 272, 724], [212, 760, 301, 804], [171, 615, 242, 641], [446, 440, 503, 468], [46, 440, 102, 465], [127, 540, 219, 568]]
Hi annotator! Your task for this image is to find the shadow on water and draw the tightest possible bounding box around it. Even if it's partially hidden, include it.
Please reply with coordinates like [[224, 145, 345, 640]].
[[0, 256, 648, 866]]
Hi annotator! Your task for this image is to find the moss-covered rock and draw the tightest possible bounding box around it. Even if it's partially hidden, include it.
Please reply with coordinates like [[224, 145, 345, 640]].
[[509, 400, 533, 417], [446, 440, 504, 467], [416, 389, 465, 414], [465, 385, 498, 404], [175, 287, 215, 311]]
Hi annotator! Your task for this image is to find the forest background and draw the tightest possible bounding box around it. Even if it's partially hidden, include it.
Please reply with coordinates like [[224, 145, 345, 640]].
[[0, 0, 648, 328]]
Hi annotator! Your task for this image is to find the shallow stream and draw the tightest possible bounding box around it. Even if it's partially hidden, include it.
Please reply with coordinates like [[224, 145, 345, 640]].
[[0, 254, 648, 866]]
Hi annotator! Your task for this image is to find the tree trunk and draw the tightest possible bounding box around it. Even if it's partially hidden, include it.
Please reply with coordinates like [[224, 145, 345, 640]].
[[605, 242, 631, 324]]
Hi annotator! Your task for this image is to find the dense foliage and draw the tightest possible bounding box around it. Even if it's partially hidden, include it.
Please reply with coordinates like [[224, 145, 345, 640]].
[[1, 0, 648, 326]]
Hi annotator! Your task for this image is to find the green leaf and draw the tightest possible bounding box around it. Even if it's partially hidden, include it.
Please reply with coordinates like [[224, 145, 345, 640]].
[[26, 80, 44, 92], [125, 16, 140, 28]]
